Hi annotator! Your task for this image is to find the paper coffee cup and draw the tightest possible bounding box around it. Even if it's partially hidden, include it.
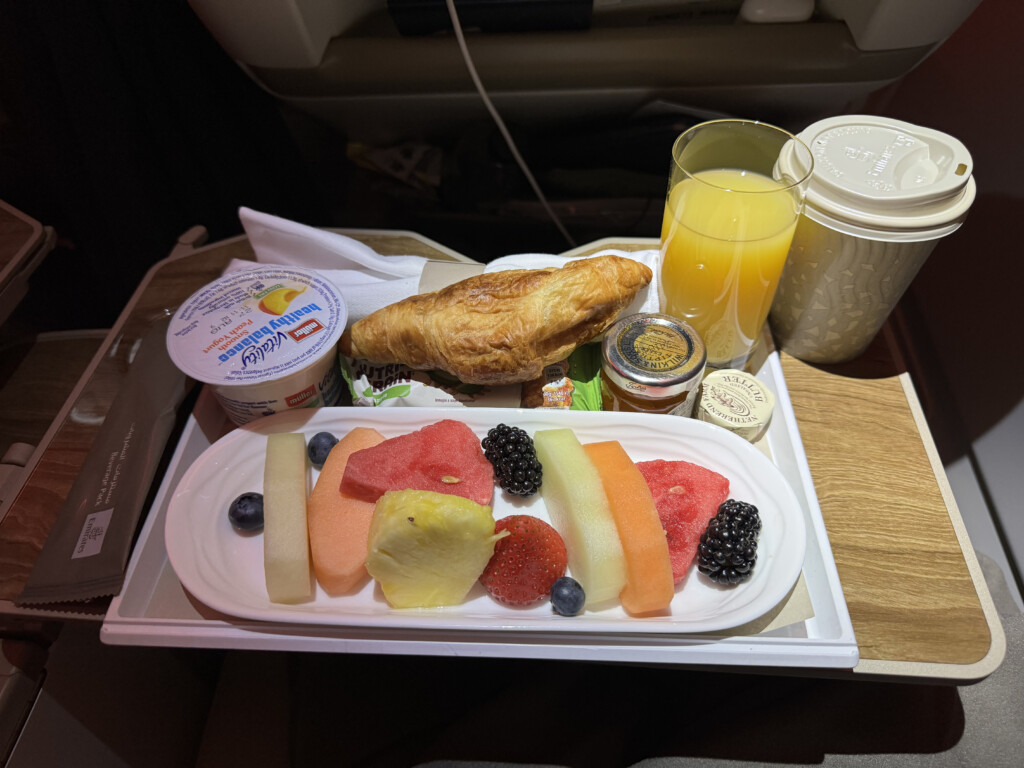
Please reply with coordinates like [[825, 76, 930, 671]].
[[771, 115, 975, 364], [167, 265, 347, 426]]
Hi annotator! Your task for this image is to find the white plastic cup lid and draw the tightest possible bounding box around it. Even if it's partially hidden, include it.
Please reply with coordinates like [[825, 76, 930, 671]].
[[166, 265, 347, 387], [777, 115, 976, 239]]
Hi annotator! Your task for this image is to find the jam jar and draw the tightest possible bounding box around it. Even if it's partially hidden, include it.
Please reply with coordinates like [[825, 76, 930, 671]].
[[600, 313, 706, 416]]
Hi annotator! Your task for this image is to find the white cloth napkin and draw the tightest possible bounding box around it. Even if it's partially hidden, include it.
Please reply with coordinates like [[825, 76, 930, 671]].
[[234, 207, 660, 323]]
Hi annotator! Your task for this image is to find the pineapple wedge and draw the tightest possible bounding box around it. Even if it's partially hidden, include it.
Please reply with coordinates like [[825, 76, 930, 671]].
[[534, 428, 627, 606], [366, 490, 506, 609]]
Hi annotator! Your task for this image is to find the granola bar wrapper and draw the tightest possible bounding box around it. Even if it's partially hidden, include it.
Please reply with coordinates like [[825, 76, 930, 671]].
[[340, 344, 602, 411]]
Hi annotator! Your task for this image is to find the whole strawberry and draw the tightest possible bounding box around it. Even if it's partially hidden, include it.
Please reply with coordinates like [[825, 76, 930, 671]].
[[480, 515, 568, 606]]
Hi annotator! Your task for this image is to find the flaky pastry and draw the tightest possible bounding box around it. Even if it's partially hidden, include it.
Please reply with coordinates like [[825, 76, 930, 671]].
[[342, 255, 653, 385]]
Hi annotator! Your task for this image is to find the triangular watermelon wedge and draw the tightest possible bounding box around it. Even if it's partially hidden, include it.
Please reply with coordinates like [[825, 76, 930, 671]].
[[636, 459, 730, 584], [341, 420, 494, 507]]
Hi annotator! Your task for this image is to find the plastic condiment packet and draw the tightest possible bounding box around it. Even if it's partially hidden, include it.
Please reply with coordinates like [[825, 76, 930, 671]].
[[17, 315, 194, 605]]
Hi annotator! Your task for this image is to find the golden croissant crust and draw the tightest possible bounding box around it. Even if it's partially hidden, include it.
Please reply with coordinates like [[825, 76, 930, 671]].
[[343, 255, 653, 385]]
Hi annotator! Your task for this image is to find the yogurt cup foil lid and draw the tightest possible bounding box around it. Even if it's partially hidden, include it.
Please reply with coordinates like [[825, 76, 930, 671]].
[[777, 115, 976, 238], [166, 265, 347, 386]]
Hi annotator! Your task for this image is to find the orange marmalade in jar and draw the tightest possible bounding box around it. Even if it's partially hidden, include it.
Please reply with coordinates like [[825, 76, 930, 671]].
[[600, 313, 706, 416]]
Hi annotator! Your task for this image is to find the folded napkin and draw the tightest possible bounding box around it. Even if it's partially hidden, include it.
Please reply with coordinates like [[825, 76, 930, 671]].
[[235, 207, 660, 323]]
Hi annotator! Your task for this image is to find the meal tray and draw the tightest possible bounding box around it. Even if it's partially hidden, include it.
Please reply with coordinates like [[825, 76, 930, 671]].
[[101, 352, 858, 669]]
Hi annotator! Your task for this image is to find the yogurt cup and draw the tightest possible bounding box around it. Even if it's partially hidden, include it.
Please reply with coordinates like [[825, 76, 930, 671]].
[[167, 265, 347, 425], [770, 115, 975, 364]]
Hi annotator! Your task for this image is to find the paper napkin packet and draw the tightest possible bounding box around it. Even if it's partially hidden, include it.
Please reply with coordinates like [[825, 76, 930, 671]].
[[17, 316, 195, 606]]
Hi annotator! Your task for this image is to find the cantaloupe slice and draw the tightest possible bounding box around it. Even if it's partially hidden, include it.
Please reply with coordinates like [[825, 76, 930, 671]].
[[264, 432, 313, 604], [307, 427, 385, 595], [584, 441, 675, 615], [534, 428, 626, 606]]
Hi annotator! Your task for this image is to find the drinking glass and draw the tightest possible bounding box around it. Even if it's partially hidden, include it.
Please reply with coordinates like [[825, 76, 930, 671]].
[[659, 119, 813, 369]]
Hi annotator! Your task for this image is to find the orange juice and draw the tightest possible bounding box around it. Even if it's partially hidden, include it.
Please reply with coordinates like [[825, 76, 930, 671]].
[[660, 168, 798, 367]]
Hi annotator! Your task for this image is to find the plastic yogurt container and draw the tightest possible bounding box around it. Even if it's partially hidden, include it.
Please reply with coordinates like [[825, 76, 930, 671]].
[[166, 265, 347, 426]]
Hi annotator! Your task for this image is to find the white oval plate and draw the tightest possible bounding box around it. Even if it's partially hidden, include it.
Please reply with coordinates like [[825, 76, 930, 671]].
[[164, 407, 806, 634]]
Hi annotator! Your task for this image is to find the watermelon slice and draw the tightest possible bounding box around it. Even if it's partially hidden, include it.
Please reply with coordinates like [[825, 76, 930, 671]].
[[636, 459, 730, 584], [341, 420, 494, 507]]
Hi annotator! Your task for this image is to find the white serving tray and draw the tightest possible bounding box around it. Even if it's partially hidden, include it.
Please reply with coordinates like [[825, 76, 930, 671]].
[[101, 352, 859, 670]]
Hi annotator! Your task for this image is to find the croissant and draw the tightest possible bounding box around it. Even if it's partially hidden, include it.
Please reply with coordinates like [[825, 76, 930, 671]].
[[342, 255, 653, 385]]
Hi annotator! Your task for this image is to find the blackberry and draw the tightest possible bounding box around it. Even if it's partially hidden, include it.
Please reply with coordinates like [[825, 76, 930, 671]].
[[697, 499, 761, 585], [482, 424, 543, 497]]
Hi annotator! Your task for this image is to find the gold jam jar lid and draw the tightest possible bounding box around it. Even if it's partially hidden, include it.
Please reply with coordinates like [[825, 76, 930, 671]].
[[697, 369, 776, 442], [601, 313, 706, 400]]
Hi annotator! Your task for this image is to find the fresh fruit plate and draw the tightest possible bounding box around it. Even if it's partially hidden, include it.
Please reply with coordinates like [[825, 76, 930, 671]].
[[103, 353, 858, 669], [164, 405, 804, 634]]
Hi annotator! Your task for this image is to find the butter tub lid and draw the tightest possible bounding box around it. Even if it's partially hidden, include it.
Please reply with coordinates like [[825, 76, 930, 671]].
[[697, 369, 775, 442], [166, 265, 347, 386]]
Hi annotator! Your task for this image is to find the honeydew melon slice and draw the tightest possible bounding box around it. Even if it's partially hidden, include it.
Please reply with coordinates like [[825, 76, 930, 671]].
[[533, 428, 626, 606], [263, 432, 313, 603]]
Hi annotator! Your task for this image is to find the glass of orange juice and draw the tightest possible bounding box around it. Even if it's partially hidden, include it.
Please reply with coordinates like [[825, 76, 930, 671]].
[[659, 120, 813, 369]]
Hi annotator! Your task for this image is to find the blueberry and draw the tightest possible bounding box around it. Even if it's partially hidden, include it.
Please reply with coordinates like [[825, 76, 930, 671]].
[[550, 577, 585, 616], [307, 431, 339, 467], [228, 492, 264, 532]]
